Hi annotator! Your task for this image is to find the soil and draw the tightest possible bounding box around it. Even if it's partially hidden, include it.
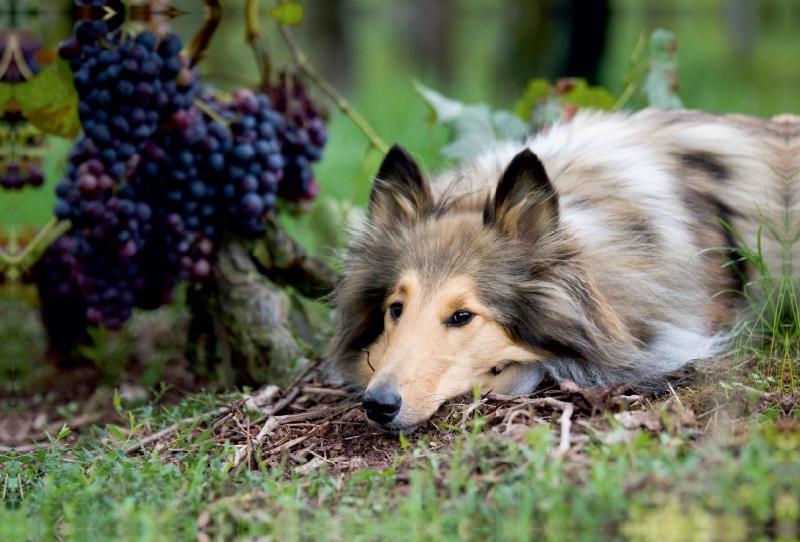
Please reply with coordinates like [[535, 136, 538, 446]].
[[0, 355, 676, 475], [3, 309, 792, 473]]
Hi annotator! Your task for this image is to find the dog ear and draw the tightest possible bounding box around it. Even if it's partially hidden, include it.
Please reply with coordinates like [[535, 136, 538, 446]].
[[369, 144, 432, 224], [485, 149, 559, 243]]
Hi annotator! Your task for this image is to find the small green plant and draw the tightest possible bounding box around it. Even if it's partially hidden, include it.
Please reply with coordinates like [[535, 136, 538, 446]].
[[710, 217, 800, 392]]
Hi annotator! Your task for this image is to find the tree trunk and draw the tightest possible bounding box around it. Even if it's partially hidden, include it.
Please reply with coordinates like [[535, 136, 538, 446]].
[[187, 214, 339, 387]]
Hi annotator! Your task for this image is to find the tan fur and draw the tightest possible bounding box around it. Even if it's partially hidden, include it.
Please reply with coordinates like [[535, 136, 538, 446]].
[[329, 109, 800, 432], [360, 270, 547, 428]]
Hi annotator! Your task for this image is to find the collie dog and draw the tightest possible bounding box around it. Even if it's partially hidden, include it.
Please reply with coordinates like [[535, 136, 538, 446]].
[[328, 109, 799, 433]]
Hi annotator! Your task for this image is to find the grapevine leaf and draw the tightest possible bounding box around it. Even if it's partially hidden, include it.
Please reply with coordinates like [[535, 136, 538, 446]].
[[451, 105, 494, 141], [440, 134, 492, 161], [531, 98, 563, 129], [13, 68, 80, 139], [644, 28, 683, 109], [0, 82, 12, 113], [562, 79, 615, 110], [491, 110, 528, 141], [414, 80, 465, 124], [514, 78, 550, 120], [270, 2, 304, 25], [417, 83, 533, 161], [440, 105, 495, 160]]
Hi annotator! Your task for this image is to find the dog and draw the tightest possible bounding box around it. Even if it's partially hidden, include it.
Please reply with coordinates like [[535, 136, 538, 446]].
[[328, 108, 800, 433]]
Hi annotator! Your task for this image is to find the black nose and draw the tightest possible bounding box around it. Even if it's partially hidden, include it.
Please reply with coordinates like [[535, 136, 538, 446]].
[[362, 387, 402, 424]]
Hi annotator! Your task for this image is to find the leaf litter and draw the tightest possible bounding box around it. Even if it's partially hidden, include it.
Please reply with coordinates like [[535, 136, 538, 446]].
[[6, 353, 797, 472], [102, 368, 710, 477]]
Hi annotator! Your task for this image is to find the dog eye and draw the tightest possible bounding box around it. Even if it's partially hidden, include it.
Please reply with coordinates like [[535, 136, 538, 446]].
[[389, 302, 403, 321], [447, 310, 474, 327]]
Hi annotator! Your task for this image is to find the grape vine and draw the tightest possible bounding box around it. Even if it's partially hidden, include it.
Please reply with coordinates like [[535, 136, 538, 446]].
[[31, 14, 330, 333], [0, 0, 393, 351]]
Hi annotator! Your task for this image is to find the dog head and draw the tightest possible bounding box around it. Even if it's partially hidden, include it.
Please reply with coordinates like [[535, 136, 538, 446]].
[[329, 144, 632, 433]]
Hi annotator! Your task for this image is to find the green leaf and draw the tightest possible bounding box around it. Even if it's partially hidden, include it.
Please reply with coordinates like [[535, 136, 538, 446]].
[[349, 469, 379, 484], [270, 2, 304, 25], [562, 79, 615, 111], [107, 425, 126, 442], [56, 424, 72, 441], [440, 105, 496, 160], [113, 389, 121, 412], [531, 99, 564, 129], [491, 110, 528, 141], [194, 428, 215, 444], [450, 105, 494, 142], [0, 82, 12, 114], [439, 134, 492, 160], [417, 83, 533, 161], [13, 68, 80, 139], [398, 432, 409, 451], [644, 28, 683, 109], [514, 78, 551, 120], [414, 80, 465, 124]]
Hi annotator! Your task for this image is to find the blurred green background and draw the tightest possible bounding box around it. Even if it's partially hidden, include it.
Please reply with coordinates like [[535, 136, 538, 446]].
[[4, 0, 800, 250]]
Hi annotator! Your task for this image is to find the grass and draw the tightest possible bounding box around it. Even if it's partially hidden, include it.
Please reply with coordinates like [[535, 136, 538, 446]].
[[2, 393, 799, 541], [713, 212, 800, 393], [3, 201, 800, 540]]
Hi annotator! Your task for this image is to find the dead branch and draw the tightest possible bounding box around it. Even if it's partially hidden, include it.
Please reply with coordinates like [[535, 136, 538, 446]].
[[557, 403, 575, 454], [126, 408, 228, 455]]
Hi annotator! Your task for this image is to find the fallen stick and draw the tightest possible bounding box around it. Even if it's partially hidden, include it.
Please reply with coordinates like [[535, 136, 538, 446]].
[[735, 384, 770, 399], [486, 394, 572, 412], [228, 416, 280, 469], [245, 363, 322, 427], [126, 408, 228, 454], [263, 434, 311, 456], [557, 403, 574, 454], [251, 387, 300, 426], [300, 386, 350, 397], [228, 403, 357, 470], [273, 405, 349, 425]]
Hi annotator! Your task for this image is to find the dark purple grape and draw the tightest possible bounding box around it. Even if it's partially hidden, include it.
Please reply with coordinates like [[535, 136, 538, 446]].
[[267, 75, 328, 203], [46, 20, 327, 339]]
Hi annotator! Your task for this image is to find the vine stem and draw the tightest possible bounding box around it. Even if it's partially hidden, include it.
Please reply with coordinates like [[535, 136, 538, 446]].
[[276, 25, 389, 154], [243, 0, 388, 153], [183, 0, 222, 68], [0, 219, 71, 280]]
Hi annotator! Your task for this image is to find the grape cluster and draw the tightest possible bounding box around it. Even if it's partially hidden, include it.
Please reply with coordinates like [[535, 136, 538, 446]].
[[35, 16, 328, 336], [136, 107, 219, 282], [52, 22, 197, 329], [194, 87, 285, 237], [1, 162, 44, 189], [268, 75, 328, 203], [29, 233, 92, 349]]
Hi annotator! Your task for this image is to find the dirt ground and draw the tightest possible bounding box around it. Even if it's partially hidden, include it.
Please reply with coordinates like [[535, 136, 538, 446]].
[[2, 308, 798, 472], [0, 356, 761, 473]]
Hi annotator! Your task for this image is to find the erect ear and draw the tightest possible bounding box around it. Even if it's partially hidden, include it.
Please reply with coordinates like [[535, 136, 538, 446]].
[[369, 144, 432, 225], [484, 149, 559, 243]]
